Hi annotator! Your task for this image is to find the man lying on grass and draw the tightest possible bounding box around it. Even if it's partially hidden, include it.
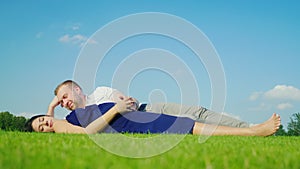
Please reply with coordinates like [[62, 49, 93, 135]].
[[48, 80, 252, 128], [24, 97, 281, 136]]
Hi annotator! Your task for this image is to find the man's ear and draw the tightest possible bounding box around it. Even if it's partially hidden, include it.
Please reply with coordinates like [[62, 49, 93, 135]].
[[74, 86, 82, 94]]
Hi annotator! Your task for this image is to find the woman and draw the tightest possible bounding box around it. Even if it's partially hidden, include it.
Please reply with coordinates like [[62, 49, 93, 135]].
[[25, 98, 281, 136]]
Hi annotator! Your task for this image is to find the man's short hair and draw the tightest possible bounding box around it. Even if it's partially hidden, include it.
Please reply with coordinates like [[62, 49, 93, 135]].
[[54, 80, 82, 95]]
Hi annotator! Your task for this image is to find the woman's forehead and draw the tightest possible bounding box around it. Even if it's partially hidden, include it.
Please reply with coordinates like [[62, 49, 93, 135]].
[[32, 117, 40, 131]]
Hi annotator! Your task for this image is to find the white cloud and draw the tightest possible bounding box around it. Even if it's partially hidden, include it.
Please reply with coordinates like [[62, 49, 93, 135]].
[[71, 25, 80, 30], [249, 92, 263, 101], [277, 103, 293, 110], [19, 112, 37, 118], [59, 34, 71, 42], [72, 34, 87, 43], [59, 34, 98, 47], [59, 34, 87, 43], [264, 85, 300, 101], [68, 23, 81, 30], [249, 85, 300, 101], [35, 32, 43, 39], [248, 102, 272, 112], [248, 85, 299, 112], [87, 38, 97, 44]]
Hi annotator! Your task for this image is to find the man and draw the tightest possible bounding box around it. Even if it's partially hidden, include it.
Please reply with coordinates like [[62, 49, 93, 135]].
[[47, 80, 250, 127]]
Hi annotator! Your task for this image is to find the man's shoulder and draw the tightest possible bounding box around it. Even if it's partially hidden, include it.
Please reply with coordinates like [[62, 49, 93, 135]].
[[91, 86, 114, 94], [87, 86, 115, 99], [95, 86, 112, 89]]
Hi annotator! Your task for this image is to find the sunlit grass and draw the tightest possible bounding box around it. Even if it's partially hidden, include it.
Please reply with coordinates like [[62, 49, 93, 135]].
[[0, 131, 299, 169]]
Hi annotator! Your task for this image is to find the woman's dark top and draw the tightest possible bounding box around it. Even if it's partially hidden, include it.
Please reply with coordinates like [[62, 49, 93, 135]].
[[66, 103, 194, 134]]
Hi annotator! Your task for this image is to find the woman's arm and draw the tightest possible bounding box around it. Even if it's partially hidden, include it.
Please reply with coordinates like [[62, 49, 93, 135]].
[[85, 97, 135, 134], [53, 120, 86, 134], [53, 106, 120, 134], [84, 105, 119, 134], [53, 98, 134, 134]]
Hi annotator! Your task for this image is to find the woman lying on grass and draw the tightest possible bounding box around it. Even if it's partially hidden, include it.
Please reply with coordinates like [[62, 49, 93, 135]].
[[24, 98, 281, 136]]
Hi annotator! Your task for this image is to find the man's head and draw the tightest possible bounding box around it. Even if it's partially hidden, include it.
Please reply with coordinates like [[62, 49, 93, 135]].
[[55, 80, 86, 110]]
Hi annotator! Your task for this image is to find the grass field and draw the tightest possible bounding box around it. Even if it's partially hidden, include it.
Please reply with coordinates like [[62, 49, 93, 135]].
[[1, 131, 299, 169]]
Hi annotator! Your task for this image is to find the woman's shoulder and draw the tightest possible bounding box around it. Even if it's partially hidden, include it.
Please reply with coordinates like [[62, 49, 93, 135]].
[[53, 120, 85, 134]]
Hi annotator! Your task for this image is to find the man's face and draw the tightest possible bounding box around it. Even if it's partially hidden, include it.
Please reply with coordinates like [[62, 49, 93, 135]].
[[56, 85, 84, 110]]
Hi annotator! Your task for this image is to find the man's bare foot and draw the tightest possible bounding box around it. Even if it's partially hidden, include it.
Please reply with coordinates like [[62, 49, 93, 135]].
[[250, 113, 281, 136]]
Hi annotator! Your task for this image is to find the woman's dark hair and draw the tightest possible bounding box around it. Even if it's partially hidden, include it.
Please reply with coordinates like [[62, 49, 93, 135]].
[[24, 115, 47, 132]]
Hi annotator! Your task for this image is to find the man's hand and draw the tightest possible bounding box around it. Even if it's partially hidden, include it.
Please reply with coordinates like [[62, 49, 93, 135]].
[[115, 97, 137, 114], [47, 96, 60, 117], [117, 95, 139, 111], [49, 96, 60, 108], [131, 97, 140, 110]]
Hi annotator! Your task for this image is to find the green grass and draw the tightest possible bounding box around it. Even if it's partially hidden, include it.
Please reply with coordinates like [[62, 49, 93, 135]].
[[1, 131, 300, 169]]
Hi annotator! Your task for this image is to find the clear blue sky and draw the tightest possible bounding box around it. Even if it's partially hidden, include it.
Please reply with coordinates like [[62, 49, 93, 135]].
[[1, 0, 299, 129]]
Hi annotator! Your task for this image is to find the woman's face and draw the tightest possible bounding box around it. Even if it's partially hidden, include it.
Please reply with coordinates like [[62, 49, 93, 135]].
[[32, 116, 55, 132]]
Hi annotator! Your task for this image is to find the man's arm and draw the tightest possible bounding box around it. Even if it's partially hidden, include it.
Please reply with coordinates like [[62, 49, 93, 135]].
[[111, 89, 140, 111], [91, 87, 140, 110], [46, 96, 60, 117]]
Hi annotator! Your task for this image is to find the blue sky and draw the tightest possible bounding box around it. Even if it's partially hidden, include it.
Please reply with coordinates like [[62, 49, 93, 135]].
[[1, 0, 299, 129]]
